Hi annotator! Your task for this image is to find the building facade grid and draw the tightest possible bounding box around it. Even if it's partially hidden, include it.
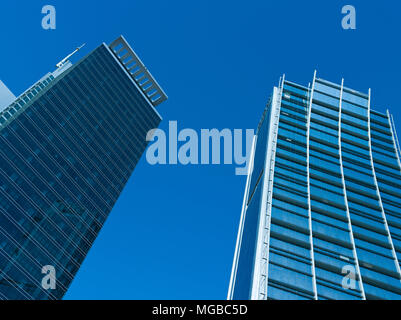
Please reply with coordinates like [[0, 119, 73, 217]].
[[229, 73, 401, 300], [0, 38, 165, 300]]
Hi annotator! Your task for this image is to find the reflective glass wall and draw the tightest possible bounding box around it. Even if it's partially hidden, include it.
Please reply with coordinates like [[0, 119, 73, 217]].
[[230, 75, 401, 300]]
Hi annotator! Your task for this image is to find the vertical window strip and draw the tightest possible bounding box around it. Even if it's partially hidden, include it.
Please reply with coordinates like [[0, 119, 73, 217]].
[[339, 79, 366, 300]]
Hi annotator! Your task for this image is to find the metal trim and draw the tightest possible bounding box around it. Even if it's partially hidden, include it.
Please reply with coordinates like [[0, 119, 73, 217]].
[[389, 112, 401, 166], [251, 76, 285, 300], [306, 70, 318, 300], [109, 35, 168, 107]]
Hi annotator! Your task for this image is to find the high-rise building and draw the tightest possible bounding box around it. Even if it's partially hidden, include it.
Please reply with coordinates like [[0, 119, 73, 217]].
[[0, 36, 167, 300], [228, 72, 401, 300]]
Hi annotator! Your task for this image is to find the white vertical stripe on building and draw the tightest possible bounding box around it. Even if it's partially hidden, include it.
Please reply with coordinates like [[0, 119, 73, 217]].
[[251, 76, 285, 300], [388, 111, 401, 172], [306, 70, 318, 300]]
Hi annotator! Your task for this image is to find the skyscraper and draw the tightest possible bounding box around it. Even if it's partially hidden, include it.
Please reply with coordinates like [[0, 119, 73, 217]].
[[228, 72, 401, 300], [0, 36, 167, 300]]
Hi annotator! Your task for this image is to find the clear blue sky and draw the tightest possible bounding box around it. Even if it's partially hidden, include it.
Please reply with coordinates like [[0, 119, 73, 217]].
[[1, 0, 401, 300]]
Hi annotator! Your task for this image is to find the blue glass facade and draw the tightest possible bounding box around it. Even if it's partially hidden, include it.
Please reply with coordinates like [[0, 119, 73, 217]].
[[229, 74, 401, 300], [0, 38, 165, 300]]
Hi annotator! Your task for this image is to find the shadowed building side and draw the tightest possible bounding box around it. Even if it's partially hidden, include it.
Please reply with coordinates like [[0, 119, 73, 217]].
[[0, 36, 166, 300], [229, 73, 401, 300]]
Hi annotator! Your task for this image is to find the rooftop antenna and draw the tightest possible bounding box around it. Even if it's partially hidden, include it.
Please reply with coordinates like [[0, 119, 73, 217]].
[[56, 44, 86, 69]]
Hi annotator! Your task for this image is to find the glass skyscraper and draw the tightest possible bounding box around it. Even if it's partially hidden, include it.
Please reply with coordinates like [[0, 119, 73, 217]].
[[0, 36, 167, 300], [228, 72, 401, 300]]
